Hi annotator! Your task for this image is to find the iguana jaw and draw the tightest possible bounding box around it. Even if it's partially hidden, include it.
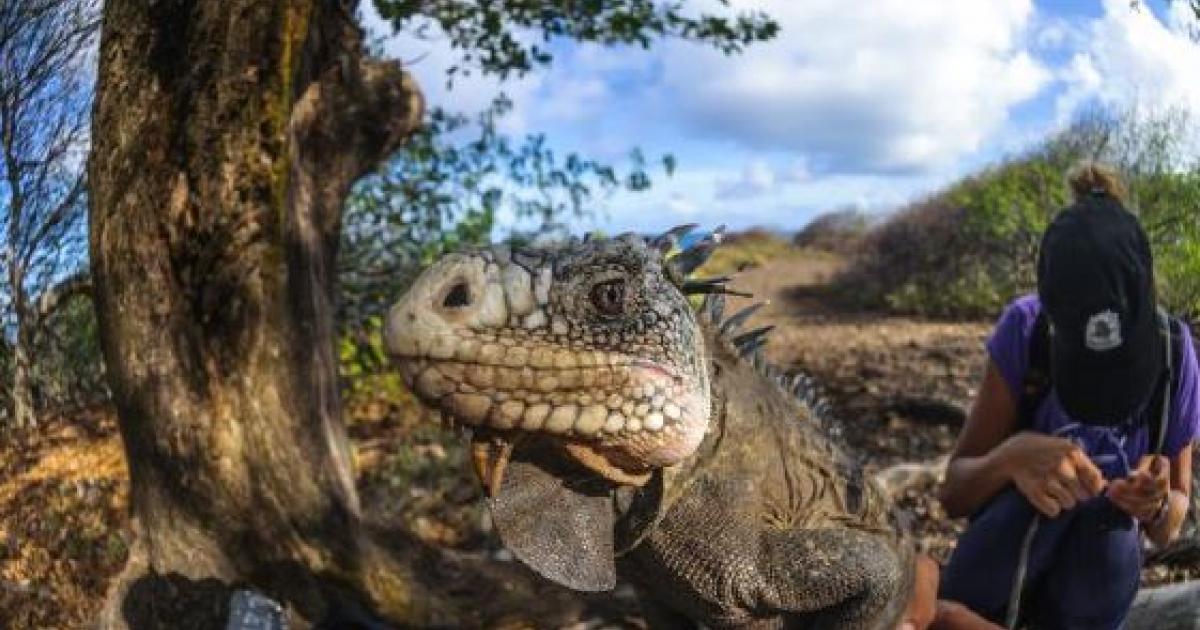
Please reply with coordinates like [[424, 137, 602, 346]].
[[385, 243, 712, 486], [398, 351, 702, 487]]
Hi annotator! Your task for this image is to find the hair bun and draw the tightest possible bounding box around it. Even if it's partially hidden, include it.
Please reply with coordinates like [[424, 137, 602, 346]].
[[1067, 160, 1127, 205]]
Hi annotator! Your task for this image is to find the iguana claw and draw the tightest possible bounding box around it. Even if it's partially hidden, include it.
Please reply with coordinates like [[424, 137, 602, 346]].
[[471, 433, 517, 498]]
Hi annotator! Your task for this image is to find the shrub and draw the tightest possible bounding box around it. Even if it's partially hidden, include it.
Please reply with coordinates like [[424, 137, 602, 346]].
[[841, 107, 1200, 320], [31, 293, 108, 410], [696, 228, 796, 276], [794, 207, 873, 254]]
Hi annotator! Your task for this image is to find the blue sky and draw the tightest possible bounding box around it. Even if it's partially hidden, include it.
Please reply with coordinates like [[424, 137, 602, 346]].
[[366, 0, 1200, 235]]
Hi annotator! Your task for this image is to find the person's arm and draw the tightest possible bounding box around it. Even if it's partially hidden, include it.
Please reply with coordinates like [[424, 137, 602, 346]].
[[1110, 321, 1199, 547], [938, 361, 1020, 518], [897, 554, 939, 630], [1147, 446, 1192, 547], [939, 360, 1106, 519]]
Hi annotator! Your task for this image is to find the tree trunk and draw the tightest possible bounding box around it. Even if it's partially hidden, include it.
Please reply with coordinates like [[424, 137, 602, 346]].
[[11, 321, 35, 428], [86, 1, 447, 627], [7, 256, 35, 428]]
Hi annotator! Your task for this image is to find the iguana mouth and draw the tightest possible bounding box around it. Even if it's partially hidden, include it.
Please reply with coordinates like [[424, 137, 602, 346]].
[[395, 352, 702, 484], [395, 355, 693, 435]]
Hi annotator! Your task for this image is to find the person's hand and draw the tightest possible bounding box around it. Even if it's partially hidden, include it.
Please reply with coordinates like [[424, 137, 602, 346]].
[[1107, 455, 1169, 523], [1001, 431, 1106, 517], [897, 554, 938, 630]]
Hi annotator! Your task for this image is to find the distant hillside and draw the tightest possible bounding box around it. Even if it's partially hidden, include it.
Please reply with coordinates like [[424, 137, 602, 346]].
[[827, 109, 1200, 320]]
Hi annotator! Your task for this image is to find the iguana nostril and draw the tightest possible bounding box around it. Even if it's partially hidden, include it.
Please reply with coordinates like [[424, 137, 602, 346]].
[[442, 280, 472, 309]]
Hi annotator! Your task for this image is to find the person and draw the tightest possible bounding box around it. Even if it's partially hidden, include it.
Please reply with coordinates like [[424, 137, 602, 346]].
[[935, 161, 1200, 629]]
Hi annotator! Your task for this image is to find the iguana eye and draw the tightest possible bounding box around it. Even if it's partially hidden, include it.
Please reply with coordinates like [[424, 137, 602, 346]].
[[590, 279, 626, 316]]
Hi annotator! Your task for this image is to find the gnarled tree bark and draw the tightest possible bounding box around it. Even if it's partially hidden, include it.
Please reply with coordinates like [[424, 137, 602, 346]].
[[86, 1, 495, 627]]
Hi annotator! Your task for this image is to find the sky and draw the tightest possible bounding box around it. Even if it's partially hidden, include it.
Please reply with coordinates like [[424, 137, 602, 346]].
[[365, 0, 1200, 235]]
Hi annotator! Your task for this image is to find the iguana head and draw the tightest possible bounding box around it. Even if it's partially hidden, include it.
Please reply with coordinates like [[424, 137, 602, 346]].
[[384, 231, 717, 492]]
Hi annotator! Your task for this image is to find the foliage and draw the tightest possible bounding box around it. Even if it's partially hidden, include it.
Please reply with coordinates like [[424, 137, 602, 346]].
[[843, 107, 1200, 320], [373, 0, 778, 81], [30, 292, 107, 408], [0, 290, 105, 422]]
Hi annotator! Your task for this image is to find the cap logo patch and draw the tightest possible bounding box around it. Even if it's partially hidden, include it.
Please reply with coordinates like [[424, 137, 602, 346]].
[[1085, 310, 1122, 351]]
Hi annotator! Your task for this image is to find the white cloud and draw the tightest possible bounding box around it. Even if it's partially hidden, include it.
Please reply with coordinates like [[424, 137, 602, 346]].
[[714, 158, 810, 199], [655, 0, 1050, 173], [715, 159, 777, 199], [664, 193, 699, 216], [584, 164, 953, 235], [358, 0, 1084, 233], [364, 1, 1050, 175], [1055, 0, 1200, 124]]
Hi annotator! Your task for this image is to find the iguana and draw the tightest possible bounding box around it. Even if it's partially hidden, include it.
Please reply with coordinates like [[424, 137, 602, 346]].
[[383, 227, 915, 629]]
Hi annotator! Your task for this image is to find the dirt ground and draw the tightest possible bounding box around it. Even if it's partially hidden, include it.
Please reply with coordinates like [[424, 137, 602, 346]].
[[1, 247, 1195, 628]]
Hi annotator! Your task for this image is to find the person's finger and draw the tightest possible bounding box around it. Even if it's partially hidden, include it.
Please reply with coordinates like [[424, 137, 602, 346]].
[[1108, 482, 1158, 520], [1150, 455, 1170, 482], [1131, 469, 1166, 496], [1045, 478, 1077, 511], [1113, 480, 1154, 505], [1029, 490, 1060, 517], [1056, 460, 1090, 501], [1069, 450, 1106, 495], [1127, 471, 1153, 493], [1107, 481, 1134, 508], [1107, 491, 1140, 519]]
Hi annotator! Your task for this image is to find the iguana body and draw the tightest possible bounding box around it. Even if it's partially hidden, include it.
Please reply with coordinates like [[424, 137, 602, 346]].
[[384, 230, 914, 628]]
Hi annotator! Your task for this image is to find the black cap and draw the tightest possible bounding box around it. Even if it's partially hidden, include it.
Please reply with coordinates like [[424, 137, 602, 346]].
[[1037, 193, 1162, 425]]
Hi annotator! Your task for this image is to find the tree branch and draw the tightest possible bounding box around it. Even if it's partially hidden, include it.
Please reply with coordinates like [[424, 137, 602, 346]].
[[33, 272, 90, 323], [291, 56, 425, 201]]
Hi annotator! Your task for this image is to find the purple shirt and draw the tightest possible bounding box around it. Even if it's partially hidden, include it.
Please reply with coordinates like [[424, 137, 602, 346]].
[[987, 295, 1200, 476]]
